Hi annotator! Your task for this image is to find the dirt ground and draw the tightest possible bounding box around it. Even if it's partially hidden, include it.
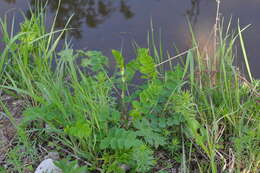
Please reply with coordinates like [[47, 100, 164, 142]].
[[0, 92, 24, 165]]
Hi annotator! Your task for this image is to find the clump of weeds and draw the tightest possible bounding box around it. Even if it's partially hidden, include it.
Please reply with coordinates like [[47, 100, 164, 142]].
[[0, 0, 259, 172]]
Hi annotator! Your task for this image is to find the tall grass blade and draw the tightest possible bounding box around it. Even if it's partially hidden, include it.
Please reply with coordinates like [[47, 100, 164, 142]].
[[238, 23, 253, 82]]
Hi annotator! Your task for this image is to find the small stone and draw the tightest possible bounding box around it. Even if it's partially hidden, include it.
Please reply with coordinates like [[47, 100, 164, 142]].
[[119, 164, 131, 171], [44, 151, 60, 160], [34, 159, 62, 173]]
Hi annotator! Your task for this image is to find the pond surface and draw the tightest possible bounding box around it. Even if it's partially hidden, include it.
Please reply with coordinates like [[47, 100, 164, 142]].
[[1, 0, 260, 78]]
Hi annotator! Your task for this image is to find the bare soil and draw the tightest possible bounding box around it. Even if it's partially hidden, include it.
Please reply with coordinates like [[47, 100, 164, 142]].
[[0, 92, 24, 165]]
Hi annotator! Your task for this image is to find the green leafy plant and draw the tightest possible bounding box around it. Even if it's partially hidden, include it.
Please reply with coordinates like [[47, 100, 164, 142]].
[[55, 159, 88, 173], [130, 145, 155, 172], [134, 118, 166, 148], [100, 128, 142, 150], [136, 48, 158, 79], [0, 3, 259, 172]]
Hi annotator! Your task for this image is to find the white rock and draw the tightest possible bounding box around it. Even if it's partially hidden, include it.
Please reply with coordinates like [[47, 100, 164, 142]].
[[34, 159, 62, 173], [44, 151, 60, 160]]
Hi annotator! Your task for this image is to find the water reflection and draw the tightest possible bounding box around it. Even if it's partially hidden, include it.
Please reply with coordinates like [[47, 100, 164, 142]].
[[3, 0, 16, 4], [29, 0, 134, 39], [119, 1, 134, 19], [186, 0, 201, 26], [6, 0, 200, 39]]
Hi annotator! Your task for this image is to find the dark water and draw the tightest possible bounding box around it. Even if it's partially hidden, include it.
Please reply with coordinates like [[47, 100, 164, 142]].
[[1, 0, 259, 78]]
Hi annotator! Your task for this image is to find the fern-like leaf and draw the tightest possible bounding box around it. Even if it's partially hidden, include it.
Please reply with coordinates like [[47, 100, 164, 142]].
[[134, 118, 166, 148], [100, 128, 142, 150], [130, 145, 155, 172], [137, 48, 158, 79]]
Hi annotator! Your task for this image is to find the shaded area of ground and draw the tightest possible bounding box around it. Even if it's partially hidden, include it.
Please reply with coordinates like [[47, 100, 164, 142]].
[[0, 92, 24, 165]]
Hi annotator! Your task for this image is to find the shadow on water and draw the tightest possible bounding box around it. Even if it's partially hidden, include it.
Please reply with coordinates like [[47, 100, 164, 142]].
[[3, 0, 16, 4], [186, 0, 201, 26], [28, 0, 135, 39]]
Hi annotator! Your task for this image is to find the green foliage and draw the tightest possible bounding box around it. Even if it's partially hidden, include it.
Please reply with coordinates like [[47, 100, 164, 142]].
[[134, 118, 166, 148], [100, 128, 142, 150], [99, 127, 156, 172], [130, 79, 163, 117], [22, 105, 62, 127], [64, 121, 92, 139], [55, 159, 88, 173], [130, 65, 184, 118], [112, 49, 138, 83], [58, 48, 76, 62], [5, 144, 38, 173], [0, 167, 6, 173], [136, 48, 158, 79], [1, 7, 259, 173], [80, 50, 108, 72], [112, 49, 125, 71], [171, 91, 210, 156], [172, 92, 200, 133], [19, 14, 44, 53], [125, 59, 139, 81], [130, 145, 155, 172]]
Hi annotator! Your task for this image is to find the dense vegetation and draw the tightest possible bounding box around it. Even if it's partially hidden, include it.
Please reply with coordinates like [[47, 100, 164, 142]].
[[0, 3, 259, 173]]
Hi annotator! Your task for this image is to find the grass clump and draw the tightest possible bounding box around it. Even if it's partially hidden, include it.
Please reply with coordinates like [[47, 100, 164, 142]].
[[0, 3, 259, 173], [185, 20, 260, 172]]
